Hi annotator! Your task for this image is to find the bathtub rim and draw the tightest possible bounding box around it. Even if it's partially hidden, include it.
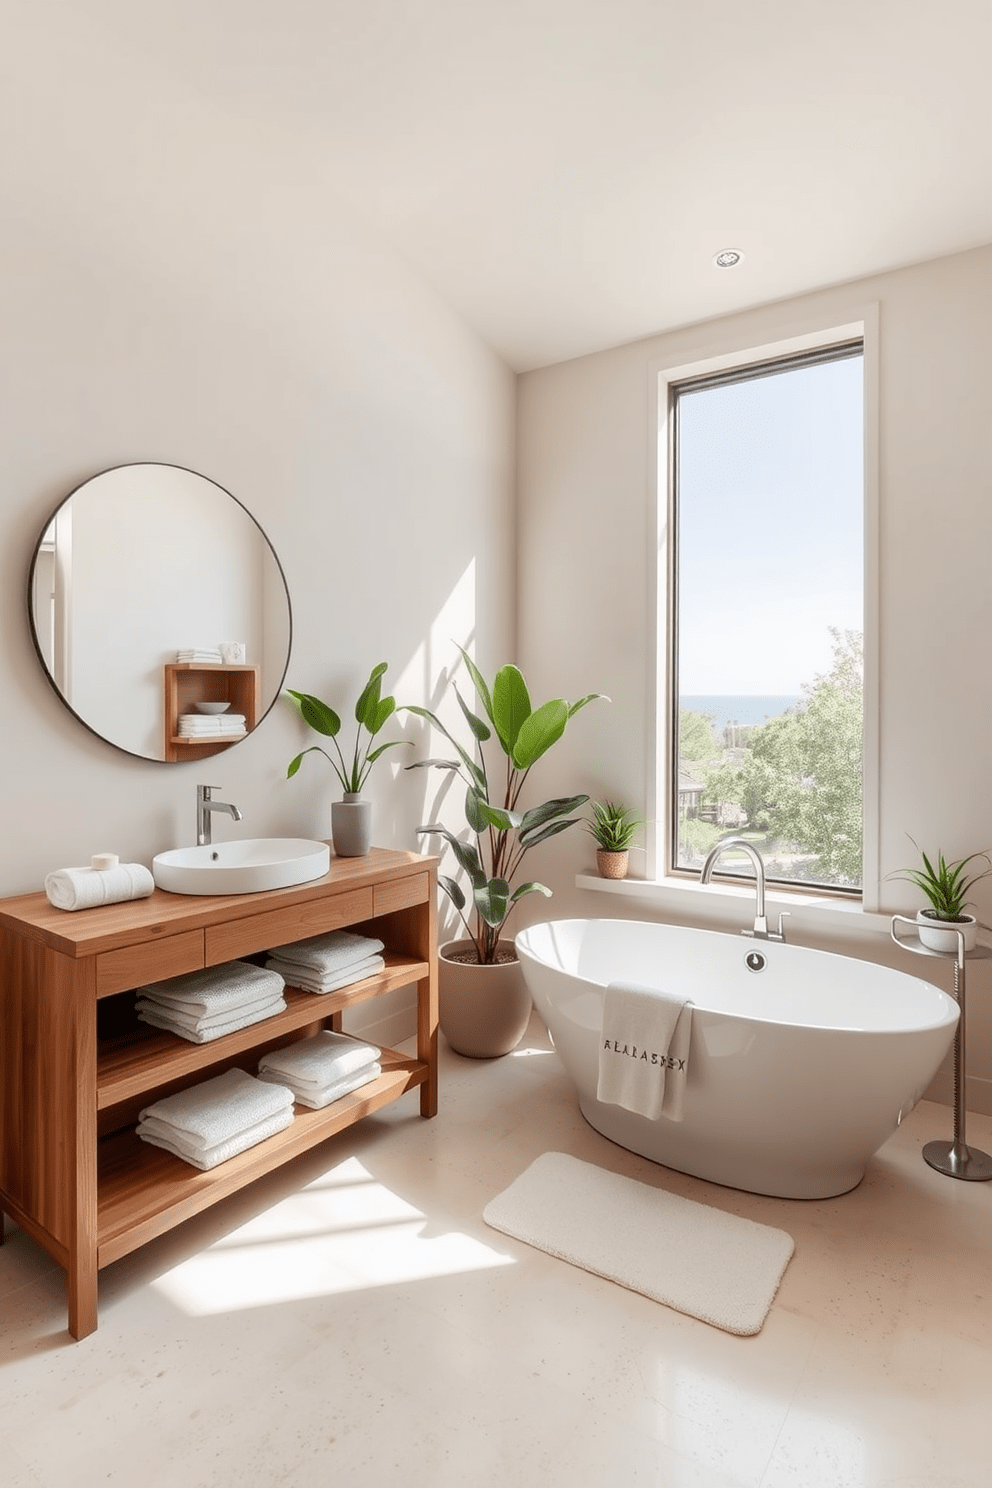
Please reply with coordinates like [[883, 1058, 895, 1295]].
[[515, 915, 959, 1038]]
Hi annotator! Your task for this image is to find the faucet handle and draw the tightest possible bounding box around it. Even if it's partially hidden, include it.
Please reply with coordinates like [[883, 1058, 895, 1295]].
[[774, 911, 791, 941]]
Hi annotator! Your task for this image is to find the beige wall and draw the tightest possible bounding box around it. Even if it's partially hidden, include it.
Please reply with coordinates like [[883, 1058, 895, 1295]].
[[517, 243, 992, 1113], [0, 162, 515, 1042]]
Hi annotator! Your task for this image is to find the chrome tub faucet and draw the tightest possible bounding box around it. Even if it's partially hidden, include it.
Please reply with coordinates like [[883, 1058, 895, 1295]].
[[699, 837, 789, 942]]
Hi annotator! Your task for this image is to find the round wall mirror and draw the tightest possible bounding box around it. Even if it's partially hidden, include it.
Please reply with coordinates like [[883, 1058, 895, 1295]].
[[27, 463, 293, 762]]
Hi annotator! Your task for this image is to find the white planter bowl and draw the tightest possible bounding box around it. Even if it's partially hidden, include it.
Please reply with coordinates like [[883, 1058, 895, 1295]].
[[916, 909, 977, 954]]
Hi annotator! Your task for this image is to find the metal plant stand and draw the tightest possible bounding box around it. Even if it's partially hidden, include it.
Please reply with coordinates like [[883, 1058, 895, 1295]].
[[890, 914, 992, 1181]]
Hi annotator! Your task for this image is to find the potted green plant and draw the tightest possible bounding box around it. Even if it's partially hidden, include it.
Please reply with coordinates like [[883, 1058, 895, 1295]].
[[406, 648, 605, 1056], [286, 662, 411, 857], [890, 839, 991, 952], [586, 800, 642, 879]]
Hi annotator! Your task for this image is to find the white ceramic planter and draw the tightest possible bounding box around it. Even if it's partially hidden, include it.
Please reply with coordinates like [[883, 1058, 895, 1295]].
[[438, 938, 532, 1058], [916, 909, 977, 954], [331, 794, 372, 857]]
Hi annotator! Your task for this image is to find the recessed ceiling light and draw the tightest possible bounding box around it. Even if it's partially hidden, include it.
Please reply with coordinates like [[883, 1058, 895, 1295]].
[[713, 249, 744, 268]]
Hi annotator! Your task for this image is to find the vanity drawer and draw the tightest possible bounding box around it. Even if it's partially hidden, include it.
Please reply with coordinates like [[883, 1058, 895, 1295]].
[[373, 872, 430, 917], [204, 887, 375, 964], [96, 930, 205, 998]]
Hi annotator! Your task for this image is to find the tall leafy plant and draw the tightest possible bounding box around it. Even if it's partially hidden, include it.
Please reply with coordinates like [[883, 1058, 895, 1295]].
[[406, 649, 606, 964], [286, 662, 410, 794]]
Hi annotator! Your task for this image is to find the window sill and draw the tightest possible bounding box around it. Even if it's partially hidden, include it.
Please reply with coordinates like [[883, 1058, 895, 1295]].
[[575, 870, 894, 944]]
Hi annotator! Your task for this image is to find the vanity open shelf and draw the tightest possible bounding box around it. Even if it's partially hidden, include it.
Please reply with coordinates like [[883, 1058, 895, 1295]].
[[0, 847, 438, 1339]]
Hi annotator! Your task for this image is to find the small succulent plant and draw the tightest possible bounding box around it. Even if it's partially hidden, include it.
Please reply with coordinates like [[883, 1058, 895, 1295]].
[[585, 800, 643, 852], [890, 838, 992, 921]]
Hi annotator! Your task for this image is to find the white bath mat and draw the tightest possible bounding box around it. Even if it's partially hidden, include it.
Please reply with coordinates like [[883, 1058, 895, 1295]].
[[483, 1152, 794, 1336]]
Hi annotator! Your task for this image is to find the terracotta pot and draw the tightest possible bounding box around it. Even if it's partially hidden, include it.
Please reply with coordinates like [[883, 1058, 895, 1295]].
[[331, 794, 371, 856], [596, 848, 629, 879], [438, 938, 532, 1058], [917, 909, 977, 954]]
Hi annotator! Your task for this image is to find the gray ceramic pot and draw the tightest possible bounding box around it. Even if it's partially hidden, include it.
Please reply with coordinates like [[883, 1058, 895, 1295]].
[[331, 794, 372, 857]]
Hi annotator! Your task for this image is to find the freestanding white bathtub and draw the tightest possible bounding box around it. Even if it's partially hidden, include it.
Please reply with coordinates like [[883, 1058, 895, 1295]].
[[515, 918, 959, 1199]]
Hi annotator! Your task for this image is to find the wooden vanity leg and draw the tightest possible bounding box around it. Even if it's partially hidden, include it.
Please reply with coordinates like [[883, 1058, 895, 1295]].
[[418, 971, 438, 1118], [68, 1250, 98, 1341]]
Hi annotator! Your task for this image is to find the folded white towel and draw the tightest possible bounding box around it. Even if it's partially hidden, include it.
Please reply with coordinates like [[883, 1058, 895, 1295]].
[[258, 1031, 381, 1087], [137, 1105, 294, 1169], [177, 648, 223, 661], [139, 1067, 294, 1148], [267, 928, 385, 975], [257, 1062, 382, 1111], [178, 713, 246, 725], [45, 862, 155, 912], [597, 982, 693, 1122], [264, 953, 385, 994], [136, 961, 284, 1010], [137, 996, 287, 1044], [136, 990, 285, 1034], [177, 718, 247, 735]]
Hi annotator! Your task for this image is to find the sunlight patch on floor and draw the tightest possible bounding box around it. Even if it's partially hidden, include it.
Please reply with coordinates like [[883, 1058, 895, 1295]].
[[151, 1157, 512, 1316]]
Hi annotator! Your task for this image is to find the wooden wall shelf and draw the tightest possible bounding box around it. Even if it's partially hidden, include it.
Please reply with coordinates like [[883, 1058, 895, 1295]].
[[163, 663, 260, 761], [0, 847, 438, 1339]]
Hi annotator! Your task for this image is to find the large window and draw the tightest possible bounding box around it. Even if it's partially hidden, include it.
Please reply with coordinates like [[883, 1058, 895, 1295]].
[[669, 339, 865, 893]]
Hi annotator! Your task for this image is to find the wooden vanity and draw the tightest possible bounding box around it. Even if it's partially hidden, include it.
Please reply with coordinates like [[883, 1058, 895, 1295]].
[[0, 847, 437, 1339]]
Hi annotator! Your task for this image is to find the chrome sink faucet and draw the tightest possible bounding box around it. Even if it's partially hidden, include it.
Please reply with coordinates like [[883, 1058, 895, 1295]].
[[196, 784, 243, 847], [699, 837, 789, 942]]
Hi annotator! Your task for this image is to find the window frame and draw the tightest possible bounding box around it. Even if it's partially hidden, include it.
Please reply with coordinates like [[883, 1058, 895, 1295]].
[[646, 311, 880, 912]]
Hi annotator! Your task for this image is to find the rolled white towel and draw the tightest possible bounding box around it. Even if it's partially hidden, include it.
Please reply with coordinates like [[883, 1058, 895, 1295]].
[[45, 862, 155, 912], [137, 1105, 294, 1169], [264, 953, 385, 994], [257, 1062, 382, 1111], [267, 928, 385, 975], [258, 1030, 381, 1087], [138, 1067, 294, 1149]]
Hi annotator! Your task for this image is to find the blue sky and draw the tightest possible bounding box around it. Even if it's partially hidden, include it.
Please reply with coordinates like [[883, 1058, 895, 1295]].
[[676, 351, 863, 694]]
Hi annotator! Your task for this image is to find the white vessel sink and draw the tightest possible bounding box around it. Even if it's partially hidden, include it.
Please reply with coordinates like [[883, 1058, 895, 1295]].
[[153, 838, 330, 896]]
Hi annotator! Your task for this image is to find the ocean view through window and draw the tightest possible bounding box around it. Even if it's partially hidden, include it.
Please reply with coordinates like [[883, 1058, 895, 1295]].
[[671, 341, 865, 893]]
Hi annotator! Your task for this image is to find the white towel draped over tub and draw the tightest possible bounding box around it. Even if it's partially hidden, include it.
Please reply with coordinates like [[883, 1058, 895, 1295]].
[[597, 981, 693, 1121]]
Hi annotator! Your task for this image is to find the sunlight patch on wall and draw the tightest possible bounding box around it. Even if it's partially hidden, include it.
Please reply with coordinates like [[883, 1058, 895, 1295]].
[[151, 1156, 512, 1317], [396, 556, 477, 726]]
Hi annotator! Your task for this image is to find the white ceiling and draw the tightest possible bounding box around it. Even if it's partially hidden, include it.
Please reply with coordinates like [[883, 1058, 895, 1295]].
[[7, 1, 992, 371]]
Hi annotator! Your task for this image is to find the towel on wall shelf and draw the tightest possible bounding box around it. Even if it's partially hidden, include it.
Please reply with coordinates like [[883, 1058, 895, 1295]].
[[597, 981, 693, 1122], [177, 648, 223, 662], [44, 862, 155, 912]]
